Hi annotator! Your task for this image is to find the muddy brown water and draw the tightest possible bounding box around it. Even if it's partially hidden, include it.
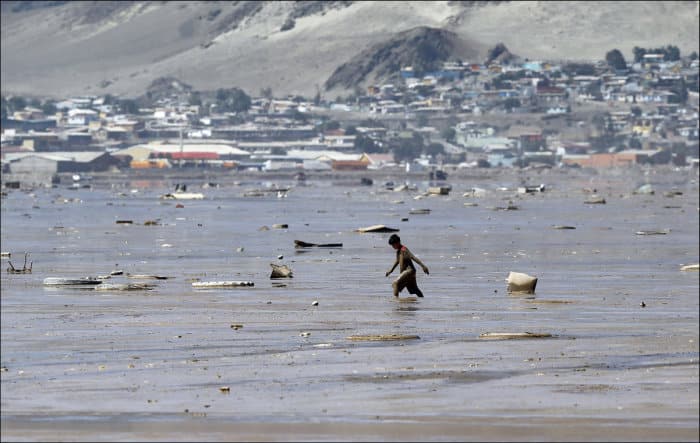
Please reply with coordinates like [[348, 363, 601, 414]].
[[1, 167, 698, 441]]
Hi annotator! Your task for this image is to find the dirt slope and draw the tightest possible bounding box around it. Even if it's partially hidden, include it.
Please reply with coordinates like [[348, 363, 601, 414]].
[[1, 1, 698, 99]]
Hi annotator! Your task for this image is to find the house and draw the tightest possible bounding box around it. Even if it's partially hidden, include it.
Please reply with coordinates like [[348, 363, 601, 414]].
[[3, 131, 60, 151], [332, 159, 368, 171], [642, 54, 665, 69], [505, 125, 545, 151], [561, 150, 667, 168], [1, 118, 57, 132], [112, 142, 250, 168], [535, 85, 567, 104], [360, 153, 395, 169], [4, 151, 120, 175], [66, 108, 98, 126]]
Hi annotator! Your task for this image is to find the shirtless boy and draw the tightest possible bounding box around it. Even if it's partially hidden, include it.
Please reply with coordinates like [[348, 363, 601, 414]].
[[385, 234, 429, 297]]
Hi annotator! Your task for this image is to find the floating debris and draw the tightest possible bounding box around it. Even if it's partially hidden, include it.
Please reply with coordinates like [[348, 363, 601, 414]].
[[115, 220, 133, 224], [311, 300, 319, 306], [347, 334, 420, 341], [143, 220, 161, 226], [635, 230, 669, 235], [517, 184, 546, 194], [272, 223, 288, 229], [161, 192, 204, 200], [44, 277, 102, 286], [493, 201, 519, 211], [584, 196, 606, 204], [680, 264, 699, 271], [300, 332, 311, 337], [127, 274, 171, 280], [355, 224, 399, 233], [270, 263, 293, 279], [506, 271, 538, 294], [551, 225, 576, 230], [427, 186, 451, 195], [479, 332, 552, 340], [230, 324, 243, 330], [6, 252, 32, 274], [408, 209, 431, 215], [95, 283, 156, 291], [463, 187, 486, 197], [633, 184, 655, 195], [192, 281, 254, 288], [294, 240, 343, 248], [219, 386, 230, 393]]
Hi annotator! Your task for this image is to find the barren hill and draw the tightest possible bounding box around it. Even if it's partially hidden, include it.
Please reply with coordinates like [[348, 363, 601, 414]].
[[1, 1, 698, 100]]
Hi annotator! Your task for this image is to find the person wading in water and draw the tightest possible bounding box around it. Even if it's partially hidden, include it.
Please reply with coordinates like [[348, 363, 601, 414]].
[[385, 234, 429, 297]]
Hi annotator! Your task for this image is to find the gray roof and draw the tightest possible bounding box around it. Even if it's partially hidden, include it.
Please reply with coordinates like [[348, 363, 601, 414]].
[[3, 151, 107, 163]]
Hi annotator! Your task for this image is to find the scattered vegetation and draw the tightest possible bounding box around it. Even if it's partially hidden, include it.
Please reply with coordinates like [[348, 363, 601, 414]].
[[633, 45, 681, 63]]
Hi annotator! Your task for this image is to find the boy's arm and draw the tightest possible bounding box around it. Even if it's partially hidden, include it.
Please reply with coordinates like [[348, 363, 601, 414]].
[[385, 257, 398, 276], [409, 250, 429, 274]]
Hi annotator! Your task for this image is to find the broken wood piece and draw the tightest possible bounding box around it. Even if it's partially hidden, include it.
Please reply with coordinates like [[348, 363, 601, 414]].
[[43, 277, 102, 286], [479, 332, 552, 340], [355, 224, 399, 233], [192, 281, 254, 288], [127, 274, 171, 280], [95, 283, 156, 291], [584, 196, 606, 204], [346, 334, 420, 341], [294, 240, 343, 248]]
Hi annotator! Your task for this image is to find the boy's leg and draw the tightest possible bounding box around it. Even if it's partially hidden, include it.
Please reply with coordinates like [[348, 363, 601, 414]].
[[393, 269, 414, 297], [405, 272, 423, 297]]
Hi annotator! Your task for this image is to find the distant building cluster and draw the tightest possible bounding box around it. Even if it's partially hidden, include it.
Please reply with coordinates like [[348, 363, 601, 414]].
[[1, 52, 698, 184]]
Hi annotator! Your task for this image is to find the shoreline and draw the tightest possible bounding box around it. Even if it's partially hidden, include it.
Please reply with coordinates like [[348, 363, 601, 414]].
[[4, 163, 697, 190]]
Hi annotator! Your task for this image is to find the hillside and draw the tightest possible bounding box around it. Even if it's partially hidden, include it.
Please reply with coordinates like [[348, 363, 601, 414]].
[[1, 1, 698, 100]]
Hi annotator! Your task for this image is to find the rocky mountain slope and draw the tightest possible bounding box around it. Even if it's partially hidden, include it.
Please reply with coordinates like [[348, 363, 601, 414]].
[[1, 1, 698, 100]]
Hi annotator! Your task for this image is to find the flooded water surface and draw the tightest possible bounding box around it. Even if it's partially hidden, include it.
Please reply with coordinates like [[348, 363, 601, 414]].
[[1, 168, 698, 441]]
